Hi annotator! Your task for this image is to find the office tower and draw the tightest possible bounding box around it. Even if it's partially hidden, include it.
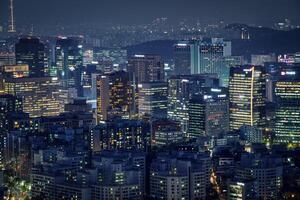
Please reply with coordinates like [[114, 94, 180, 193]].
[[8, 0, 16, 33], [229, 66, 266, 131], [173, 41, 191, 75], [90, 119, 150, 153], [15, 37, 46, 77], [191, 38, 231, 86], [55, 37, 83, 88], [3, 77, 63, 118], [264, 62, 288, 103], [152, 119, 182, 146], [138, 82, 168, 120], [127, 54, 164, 83], [235, 154, 283, 200], [96, 71, 133, 122], [251, 54, 276, 66], [274, 66, 300, 144], [188, 87, 229, 138], [154, 126, 183, 147], [168, 74, 219, 134], [81, 64, 101, 99], [150, 152, 211, 200]]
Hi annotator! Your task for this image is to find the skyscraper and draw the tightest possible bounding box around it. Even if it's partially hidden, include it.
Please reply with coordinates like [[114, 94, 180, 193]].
[[15, 37, 46, 77], [274, 66, 300, 145], [96, 71, 133, 122], [191, 38, 231, 86], [138, 82, 168, 120], [173, 41, 191, 75], [55, 37, 83, 89], [188, 87, 229, 138], [229, 66, 266, 131], [127, 54, 164, 84], [168, 74, 219, 134]]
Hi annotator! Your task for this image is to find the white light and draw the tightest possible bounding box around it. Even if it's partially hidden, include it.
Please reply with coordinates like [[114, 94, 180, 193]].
[[286, 71, 296, 75], [211, 88, 221, 92], [177, 43, 188, 47], [134, 54, 145, 58]]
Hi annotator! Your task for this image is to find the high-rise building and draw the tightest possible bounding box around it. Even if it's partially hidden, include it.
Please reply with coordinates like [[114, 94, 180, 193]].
[[273, 66, 300, 144], [127, 54, 164, 83], [96, 71, 133, 122], [137, 82, 168, 120], [92, 151, 146, 199], [191, 38, 231, 86], [90, 119, 150, 153], [150, 152, 211, 200], [235, 154, 283, 200], [15, 37, 46, 77], [229, 66, 266, 131], [0, 94, 22, 131], [3, 77, 64, 118], [168, 74, 219, 134], [173, 41, 191, 75], [0, 94, 22, 168], [55, 37, 83, 88], [188, 87, 229, 138], [152, 119, 182, 147]]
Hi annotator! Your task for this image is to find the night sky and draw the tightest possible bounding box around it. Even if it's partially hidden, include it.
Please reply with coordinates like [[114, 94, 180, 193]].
[[1, 0, 300, 26]]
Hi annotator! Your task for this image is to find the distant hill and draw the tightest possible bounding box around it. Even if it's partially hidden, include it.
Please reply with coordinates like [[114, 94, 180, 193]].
[[126, 40, 176, 60], [126, 27, 300, 60], [227, 24, 300, 57]]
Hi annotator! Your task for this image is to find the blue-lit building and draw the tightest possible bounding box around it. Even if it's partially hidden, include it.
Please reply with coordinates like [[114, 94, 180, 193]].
[[190, 38, 231, 86], [55, 37, 83, 91], [168, 74, 219, 134], [188, 87, 229, 138]]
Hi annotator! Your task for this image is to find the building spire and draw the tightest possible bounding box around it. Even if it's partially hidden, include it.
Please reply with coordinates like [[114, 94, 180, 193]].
[[8, 0, 16, 33]]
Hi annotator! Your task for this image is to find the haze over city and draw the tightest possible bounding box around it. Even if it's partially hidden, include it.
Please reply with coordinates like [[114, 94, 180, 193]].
[[0, 0, 300, 200]]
